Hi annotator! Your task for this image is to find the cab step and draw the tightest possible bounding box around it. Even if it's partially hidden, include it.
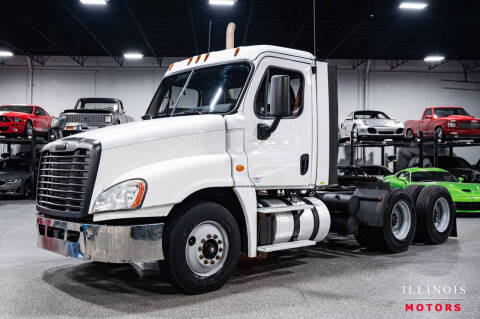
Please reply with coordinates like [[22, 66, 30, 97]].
[[257, 240, 316, 252], [257, 204, 313, 214]]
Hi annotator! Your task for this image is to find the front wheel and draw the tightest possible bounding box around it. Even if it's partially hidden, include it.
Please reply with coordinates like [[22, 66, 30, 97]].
[[435, 127, 444, 143], [162, 201, 241, 294], [406, 129, 414, 140], [24, 121, 34, 140]]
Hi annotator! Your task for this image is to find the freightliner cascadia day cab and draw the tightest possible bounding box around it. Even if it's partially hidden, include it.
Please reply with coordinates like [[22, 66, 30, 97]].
[[36, 44, 456, 294]]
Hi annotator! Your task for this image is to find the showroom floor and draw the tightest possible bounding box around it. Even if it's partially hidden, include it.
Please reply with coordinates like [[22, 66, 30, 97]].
[[1, 200, 479, 319]]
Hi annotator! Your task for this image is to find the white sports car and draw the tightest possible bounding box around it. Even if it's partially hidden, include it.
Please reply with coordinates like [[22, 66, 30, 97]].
[[339, 110, 404, 142]]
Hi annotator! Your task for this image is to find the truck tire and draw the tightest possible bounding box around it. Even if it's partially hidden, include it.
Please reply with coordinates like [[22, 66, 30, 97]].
[[355, 190, 416, 253], [405, 185, 425, 204], [414, 186, 454, 244], [162, 201, 241, 294]]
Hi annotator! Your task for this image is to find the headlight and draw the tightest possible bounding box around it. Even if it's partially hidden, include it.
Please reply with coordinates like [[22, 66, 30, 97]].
[[93, 179, 146, 213], [363, 120, 372, 125], [12, 117, 22, 123], [448, 122, 456, 128], [105, 115, 113, 123]]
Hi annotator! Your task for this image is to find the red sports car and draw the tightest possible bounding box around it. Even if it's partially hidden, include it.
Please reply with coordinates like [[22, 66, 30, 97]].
[[404, 106, 480, 141], [0, 104, 55, 139]]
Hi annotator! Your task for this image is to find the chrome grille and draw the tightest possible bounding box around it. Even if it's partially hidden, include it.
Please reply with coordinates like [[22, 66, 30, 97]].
[[37, 150, 90, 213], [65, 113, 107, 126]]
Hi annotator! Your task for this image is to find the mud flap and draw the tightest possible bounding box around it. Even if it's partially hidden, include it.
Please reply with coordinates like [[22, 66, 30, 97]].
[[352, 188, 392, 227]]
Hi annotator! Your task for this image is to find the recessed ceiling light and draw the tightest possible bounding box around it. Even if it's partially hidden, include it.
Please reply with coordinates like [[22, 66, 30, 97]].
[[124, 52, 144, 60], [424, 55, 445, 62], [0, 50, 14, 57], [80, 0, 108, 5], [209, 0, 236, 6], [399, 2, 428, 10]]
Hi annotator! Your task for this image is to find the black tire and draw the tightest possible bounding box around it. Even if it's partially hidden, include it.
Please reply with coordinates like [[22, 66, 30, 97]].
[[415, 186, 454, 244], [355, 190, 416, 253], [405, 185, 425, 204], [24, 181, 33, 199], [162, 201, 241, 294], [351, 125, 359, 143], [406, 129, 414, 140], [24, 121, 34, 140], [434, 126, 444, 143]]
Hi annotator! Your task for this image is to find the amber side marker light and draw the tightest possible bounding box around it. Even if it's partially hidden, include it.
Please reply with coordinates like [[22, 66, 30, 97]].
[[187, 57, 193, 65], [234, 48, 240, 56], [168, 63, 175, 71], [204, 53, 210, 62], [131, 181, 146, 209], [236, 164, 245, 172], [195, 55, 202, 63]]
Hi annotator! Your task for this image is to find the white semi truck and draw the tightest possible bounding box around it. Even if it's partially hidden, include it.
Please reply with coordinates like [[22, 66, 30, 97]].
[[36, 45, 456, 293]]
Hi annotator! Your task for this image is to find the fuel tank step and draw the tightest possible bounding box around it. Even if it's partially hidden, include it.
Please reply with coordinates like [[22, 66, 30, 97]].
[[257, 240, 316, 252], [257, 204, 314, 214]]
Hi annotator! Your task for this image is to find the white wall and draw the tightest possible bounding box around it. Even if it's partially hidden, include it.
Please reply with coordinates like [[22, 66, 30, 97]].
[[1, 56, 479, 164]]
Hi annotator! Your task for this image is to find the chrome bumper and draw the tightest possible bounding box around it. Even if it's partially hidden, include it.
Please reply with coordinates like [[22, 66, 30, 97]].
[[37, 215, 164, 263]]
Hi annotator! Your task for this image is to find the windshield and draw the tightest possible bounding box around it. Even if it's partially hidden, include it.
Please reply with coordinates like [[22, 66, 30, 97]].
[[434, 108, 470, 117], [145, 63, 251, 117], [354, 111, 390, 119], [75, 100, 118, 111], [338, 167, 366, 176], [438, 157, 472, 169], [362, 166, 391, 175], [0, 159, 29, 171], [0, 105, 33, 114], [411, 171, 457, 182]]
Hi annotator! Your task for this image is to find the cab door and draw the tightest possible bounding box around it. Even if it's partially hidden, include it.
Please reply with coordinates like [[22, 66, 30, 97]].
[[420, 108, 433, 137], [243, 57, 313, 188]]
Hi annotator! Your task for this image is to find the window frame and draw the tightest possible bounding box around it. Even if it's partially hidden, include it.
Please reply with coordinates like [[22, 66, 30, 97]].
[[254, 66, 305, 120]]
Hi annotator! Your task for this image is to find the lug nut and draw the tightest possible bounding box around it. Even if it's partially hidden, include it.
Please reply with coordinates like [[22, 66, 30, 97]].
[[200, 255, 204, 259], [219, 248, 223, 252], [207, 234, 212, 239], [204, 260, 208, 265], [216, 255, 220, 260], [218, 240, 222, 244], [198, 247, 203, 251], [201, 239, 206, 244], [213, 234, 218, 239], [210, 260, 215, 265]]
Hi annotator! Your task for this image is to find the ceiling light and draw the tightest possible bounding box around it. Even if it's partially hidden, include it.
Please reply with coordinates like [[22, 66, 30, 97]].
[[209, 0, 236, 6], [124, 52, 144, 60], [399, 2, 428, 10], [0, 50, 14, 57], [80, 0, 108, 5], [424, 55, 445, 62]]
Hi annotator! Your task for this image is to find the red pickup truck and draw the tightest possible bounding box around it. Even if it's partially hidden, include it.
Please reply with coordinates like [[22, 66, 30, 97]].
[[404, 106, 480, 141]]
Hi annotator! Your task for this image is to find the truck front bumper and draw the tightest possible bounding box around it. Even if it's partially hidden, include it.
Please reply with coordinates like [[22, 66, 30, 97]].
[[37, 215, 164, 263]]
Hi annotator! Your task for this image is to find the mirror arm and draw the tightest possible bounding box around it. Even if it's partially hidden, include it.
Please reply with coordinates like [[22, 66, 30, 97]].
[[257, 116, 283, 140]]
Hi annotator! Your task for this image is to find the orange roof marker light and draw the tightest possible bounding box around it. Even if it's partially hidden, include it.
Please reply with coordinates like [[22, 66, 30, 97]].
[[187, 57, 193, 65], [204, 53, 210, 62], [234, 48, 240, 57], [236, 164, 245, 172], [195, 55, 202, 63], [168, 63, 175, 71]]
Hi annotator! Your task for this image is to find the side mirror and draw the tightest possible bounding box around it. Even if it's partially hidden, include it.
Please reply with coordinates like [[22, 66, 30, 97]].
[[50, 117, 66, 130], [399, 176, 407, 183], [346, 116, 353, 120], [257, 75, 290, 140], [425, 115, 433, 119], [269, 75, 290, 117], [458, 177, 464, 183]]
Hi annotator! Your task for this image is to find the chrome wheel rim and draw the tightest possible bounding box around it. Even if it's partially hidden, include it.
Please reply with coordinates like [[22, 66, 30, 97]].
[[433, 197, 450, 232], [391, 200, 412, 240], [352, 126, 358, 142], [185, 221, 229, 277], [407, 130, 413, 138], [26, 123, 33, 139], [436, 128, 443, 141]]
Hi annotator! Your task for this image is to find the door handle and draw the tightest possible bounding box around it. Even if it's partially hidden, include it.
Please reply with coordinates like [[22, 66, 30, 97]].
[[300, 154, 309, 175]]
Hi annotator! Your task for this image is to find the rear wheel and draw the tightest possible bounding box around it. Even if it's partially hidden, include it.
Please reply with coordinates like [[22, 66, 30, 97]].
[[415, 186, 454, 244], [355, 190, 416, 253], [162, 201, 240, 294]]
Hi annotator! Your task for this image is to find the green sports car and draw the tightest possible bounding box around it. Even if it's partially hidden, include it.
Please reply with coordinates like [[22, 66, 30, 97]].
[[384, 167, 480, 213]]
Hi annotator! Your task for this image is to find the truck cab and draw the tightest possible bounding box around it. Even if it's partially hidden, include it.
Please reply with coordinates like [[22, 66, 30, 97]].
[[36, 45, 455, 294]]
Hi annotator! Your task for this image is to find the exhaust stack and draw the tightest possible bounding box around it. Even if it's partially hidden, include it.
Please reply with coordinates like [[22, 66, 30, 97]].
[[226, 22, 236, 49]]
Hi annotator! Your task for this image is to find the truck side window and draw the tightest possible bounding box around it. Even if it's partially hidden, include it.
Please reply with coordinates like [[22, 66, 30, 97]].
[[255, 67, 304, 118], [423, 109, 432, 119]]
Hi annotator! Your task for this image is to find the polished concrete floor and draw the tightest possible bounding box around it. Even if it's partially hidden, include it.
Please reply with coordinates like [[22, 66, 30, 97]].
[[1, 199, 479, 318]]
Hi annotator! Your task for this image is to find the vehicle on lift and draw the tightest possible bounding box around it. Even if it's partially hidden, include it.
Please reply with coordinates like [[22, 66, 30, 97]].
[[361, 165, 392, 179], [0, 154, 35, 198], [384, 167, 480, 213], [339, 110, 404, 142], [337, 165, 380, 186], [0, 104, 54, 140], [35, 45, 456, 294], [407, 155, 480, 183], [60, 98, 134, 136], [404, 106, 480, 142]]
